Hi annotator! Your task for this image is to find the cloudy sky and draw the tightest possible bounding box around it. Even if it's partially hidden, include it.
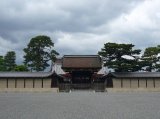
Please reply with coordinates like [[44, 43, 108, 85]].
[[0, 0, 160, 68]]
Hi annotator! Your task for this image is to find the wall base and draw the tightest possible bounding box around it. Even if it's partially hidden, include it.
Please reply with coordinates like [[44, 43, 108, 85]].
[[1, 88, 160, 93], [106, 88, 160, 92], [0, 88, 59, 93]]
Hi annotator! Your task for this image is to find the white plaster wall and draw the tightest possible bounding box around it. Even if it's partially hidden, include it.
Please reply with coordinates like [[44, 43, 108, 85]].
[[131, 79, 138, 88], [43, 78, 51, 88], [155, 79, 160, 88], [0, 79, 7, 88], [139, 79, 146, 88], [34, 79, 42, 88], [123, 79, 130, 88], [113, 78, 121, 88], [25, 78, 33, 88], [8, 79, 15, 88], [147, 79, 154, 88], [17, 79, 24, 88]]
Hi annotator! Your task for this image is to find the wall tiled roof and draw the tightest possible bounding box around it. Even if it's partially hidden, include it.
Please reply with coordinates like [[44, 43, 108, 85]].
[[0, 72, 54, 78], [1, 71, 159, 78], [105, 72, 160, 78]]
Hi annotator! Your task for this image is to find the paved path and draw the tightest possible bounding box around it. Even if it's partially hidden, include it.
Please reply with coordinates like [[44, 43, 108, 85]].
[[0, 92, 160, 119]]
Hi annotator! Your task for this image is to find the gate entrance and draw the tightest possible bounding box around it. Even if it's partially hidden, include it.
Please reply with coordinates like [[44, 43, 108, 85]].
[[57, 55, 106, 92], [72, 71, 92, 89]]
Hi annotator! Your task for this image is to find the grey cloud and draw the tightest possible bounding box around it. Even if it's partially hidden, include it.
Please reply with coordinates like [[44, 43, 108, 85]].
[[0, 0, 141, 44], [0, 0, 143, 34], [1, 0, 157, 68]]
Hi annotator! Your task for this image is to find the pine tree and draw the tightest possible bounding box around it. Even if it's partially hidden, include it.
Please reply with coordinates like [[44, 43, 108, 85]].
[[0, 56, 7, 71], [98, 42, 141, 72], [4, 51, 16, 71], [23, 35, 59, 72], [141, 47, 160, 72]]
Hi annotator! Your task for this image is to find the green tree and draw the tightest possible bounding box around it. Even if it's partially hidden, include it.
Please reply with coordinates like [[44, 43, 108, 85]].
[[4, 51, 16, 71], [157, 45, 160, 52], [12, 65, 28, 71], [156, 45, 160, 72], [0, 56, 7, 71], [98, 42, 141, 72], [23, 35, 59, 72], [141, 47, 160, 72]]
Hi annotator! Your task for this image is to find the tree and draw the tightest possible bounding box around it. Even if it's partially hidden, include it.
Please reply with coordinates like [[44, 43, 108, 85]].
[[4, 51, 16, 71], [98, 42, 141, 72], [141, 47, 160, 72], [0, 56, 7, 71], [23, 35, 59, 72], [12, 65, 28, 71]]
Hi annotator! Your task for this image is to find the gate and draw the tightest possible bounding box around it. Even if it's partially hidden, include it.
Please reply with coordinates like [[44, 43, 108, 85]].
[[73, 84, 93, 90], [59, 84, 71, 92], [59, 83, 106, 92], [93, 83, 105, 92]]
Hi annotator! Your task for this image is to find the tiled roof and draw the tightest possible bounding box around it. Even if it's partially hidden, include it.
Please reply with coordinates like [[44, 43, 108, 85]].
[[62, 55, 102, 68], [105, 72, 160, 78], [52, 57, 108, 75], [0, 72, 54, 78], [54, 58, 62, 63]]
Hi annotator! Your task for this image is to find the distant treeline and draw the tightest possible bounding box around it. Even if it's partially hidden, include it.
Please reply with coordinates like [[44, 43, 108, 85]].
[[1, 37, 160, 72], [98, 42, 160, 72]]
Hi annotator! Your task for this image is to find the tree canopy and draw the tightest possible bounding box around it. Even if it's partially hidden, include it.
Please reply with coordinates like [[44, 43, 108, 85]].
[[12, 65, 28, 72], [0, 56, 7, 71], [98, 42, 141, 72], [23, 35, 59, 72], [141, 47, 160, 72], [4, 51, 16, 71]]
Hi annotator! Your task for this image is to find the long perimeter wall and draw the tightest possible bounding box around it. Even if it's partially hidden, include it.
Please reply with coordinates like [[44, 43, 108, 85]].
[[0, 78, 51, 88], [113, 78, 160, 88]]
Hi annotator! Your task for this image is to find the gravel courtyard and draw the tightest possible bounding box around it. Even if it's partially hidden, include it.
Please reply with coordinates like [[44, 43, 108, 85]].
[[0, 91, 160, 119]]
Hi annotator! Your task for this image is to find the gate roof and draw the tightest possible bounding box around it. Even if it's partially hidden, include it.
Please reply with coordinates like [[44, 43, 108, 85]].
[[61, 55, 102, 69]]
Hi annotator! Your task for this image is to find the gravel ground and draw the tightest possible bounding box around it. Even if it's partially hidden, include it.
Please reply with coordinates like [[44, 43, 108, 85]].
[[0, 91, 160, 119]]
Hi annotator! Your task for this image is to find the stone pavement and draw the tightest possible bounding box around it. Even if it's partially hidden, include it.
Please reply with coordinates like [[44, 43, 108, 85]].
[[0, 92, 160, 119]]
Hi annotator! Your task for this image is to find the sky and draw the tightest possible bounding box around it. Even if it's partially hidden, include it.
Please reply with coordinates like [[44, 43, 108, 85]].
[[0, 0, 160, 69]]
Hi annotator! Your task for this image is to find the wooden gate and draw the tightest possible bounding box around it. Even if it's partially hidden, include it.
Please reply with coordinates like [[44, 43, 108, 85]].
[[93, 83, 105, 92], [59, 83, 106, 92]]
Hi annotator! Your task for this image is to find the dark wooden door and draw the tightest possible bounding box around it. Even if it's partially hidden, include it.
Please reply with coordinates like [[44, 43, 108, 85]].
[[72, 71, 92, 89]]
